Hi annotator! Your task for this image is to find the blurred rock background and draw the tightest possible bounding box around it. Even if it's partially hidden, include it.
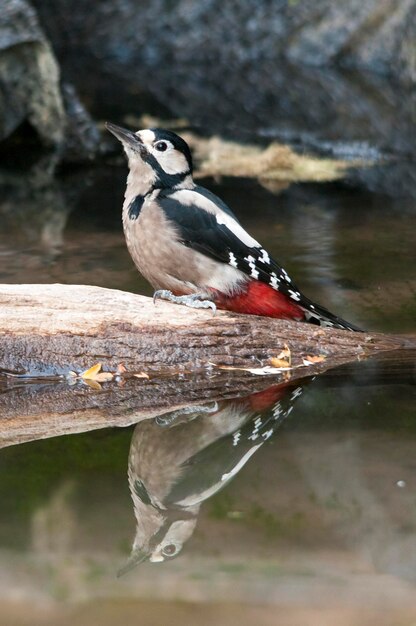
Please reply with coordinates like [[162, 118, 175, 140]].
[[0, 0, 415, 192]]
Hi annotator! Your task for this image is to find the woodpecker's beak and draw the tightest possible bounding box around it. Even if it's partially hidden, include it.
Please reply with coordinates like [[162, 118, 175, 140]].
[[117, 548, 149, 577], [106, 122, 147, 156]]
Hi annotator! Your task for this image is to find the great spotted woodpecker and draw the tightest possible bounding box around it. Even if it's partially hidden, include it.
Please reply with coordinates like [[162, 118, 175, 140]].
[[106, 123, 360, 330], [120, 379, 308, 572]]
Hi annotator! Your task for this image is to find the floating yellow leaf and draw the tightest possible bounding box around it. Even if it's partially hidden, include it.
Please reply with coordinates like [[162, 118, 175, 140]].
[[81, 363, 102, 380], [134, 372, 150, 379], [94, 372, 114, 382], [302, 354, 327, 366], [83, 379, 102, 391], [269, 358, 291, 369], [304, 354, 326, 364], [270, 344, 291, 368], [278, 345, 291, 359]]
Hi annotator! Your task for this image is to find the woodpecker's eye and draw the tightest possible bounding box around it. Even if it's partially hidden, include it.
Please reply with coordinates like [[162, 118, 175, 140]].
[[155, 141, 168, 152], [161, 543, 178, 557]]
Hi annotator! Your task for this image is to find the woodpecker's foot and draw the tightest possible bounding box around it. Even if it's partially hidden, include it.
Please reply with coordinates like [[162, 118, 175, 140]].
[[153, 290, 216, 313], [155, 402, 219, 427]]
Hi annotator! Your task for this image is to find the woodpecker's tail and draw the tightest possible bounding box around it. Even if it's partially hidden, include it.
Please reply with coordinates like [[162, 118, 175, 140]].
[[301, 298, 362, 331]]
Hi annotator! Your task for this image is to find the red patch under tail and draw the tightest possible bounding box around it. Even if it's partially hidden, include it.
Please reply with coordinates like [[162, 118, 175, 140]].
[[247, 382, 294, 412], [213, 280, 305, 320]]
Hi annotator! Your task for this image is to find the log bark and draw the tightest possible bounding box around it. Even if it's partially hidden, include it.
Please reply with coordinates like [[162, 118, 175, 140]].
[[0, 284, 414, 449], [0, 283, 407, 375]]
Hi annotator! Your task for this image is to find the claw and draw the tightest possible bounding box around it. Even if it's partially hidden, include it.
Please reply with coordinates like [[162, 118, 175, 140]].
[[153, 289, 172, 304], [152, 290, 216, 314], [156, 401, 219, 427]]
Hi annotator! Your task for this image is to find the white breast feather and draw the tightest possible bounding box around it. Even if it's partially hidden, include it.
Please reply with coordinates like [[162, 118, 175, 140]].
[[203, 262, 247, 293]]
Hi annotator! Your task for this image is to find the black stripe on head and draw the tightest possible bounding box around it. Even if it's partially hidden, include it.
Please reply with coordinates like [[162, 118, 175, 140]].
[[150, 163, 189, 190]]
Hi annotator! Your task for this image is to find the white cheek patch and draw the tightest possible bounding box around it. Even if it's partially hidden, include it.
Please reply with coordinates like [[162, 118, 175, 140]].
[[158, 151, 189, 175], [149, 553, 165, 563]]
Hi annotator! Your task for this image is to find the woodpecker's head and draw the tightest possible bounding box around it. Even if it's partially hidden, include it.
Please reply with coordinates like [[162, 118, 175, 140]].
[[118, 507, 198, 575], [106, 123, 193, 191]]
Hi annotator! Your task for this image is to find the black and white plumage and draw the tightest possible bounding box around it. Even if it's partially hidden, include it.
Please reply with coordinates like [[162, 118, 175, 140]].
[[106, 122, 360, 330], [120, 379, 308, 573]]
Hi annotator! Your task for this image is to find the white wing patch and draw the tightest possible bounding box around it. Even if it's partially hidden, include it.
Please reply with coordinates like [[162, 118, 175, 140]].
[[167, 188, 304, 303], [273, 402, 282, 419], [288, 289, 301, 301], [249, 416, 263, 440], [270, 272, 280, 288], [216, 213, 260, 248], [259, 248, 270, 264], [221, 444, 262, 482], [232, 431, 241, 447], [229, 251, 238, 268], [168, 188, 259, 250], [245, 255, 259, 279], [290, 387, 303, 400]]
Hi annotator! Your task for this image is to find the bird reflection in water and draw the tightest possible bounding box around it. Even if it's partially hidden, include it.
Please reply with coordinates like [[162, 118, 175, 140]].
[[119, 376, 312, 574]]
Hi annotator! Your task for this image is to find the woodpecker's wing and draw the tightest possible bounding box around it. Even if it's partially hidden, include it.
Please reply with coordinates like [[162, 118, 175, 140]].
[[164, 383, 304, 508], [158, 186, 360, 330], [158, 185, 301, 296]]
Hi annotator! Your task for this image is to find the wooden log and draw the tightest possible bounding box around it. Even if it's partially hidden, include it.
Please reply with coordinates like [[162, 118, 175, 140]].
[[0, 284, 414, 449], [0, 283, 407, 376]]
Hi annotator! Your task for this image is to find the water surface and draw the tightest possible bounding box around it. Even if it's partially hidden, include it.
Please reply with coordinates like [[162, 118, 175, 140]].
[[0, 169, 415, 625]]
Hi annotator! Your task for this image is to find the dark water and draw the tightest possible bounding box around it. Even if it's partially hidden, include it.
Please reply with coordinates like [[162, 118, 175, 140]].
[[0, 169, 415, 626]]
